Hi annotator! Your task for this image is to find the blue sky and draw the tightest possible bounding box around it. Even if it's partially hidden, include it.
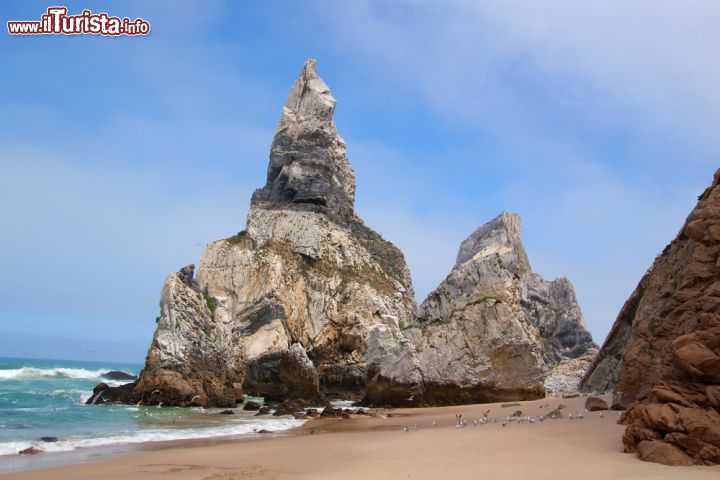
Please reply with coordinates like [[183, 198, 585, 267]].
[[0, 0, 718, 363]]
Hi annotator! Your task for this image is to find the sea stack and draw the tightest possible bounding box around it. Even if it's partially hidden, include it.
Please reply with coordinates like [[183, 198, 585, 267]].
[[94, 59, 417, 407], [92, 59, 595, 409], [396, 212, 596, 404], [582, 169, 720, 466]]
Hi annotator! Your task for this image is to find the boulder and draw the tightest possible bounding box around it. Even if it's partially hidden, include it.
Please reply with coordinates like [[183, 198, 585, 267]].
[[278, 343, 324, 402], [18, 447, 42, 455], [636, 440, 695, 466], [585, 396, 609, 411], [320, 406, 344, 418], [243, 401, 262, 411], [273, 399, 310, 417], [86, 383, 110, 405], [102, 370, 137, 381]]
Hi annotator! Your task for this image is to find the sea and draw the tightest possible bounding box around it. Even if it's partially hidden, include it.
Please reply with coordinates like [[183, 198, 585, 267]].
[[0, 356, 305, 470]]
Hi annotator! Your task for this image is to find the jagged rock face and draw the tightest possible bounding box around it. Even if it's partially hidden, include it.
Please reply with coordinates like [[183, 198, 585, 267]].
[[251, 58, 355, 224], [579, 285, 643, 395], [584, 169, 720, 465], [87, 265, 243, 407], [362, 315, 424, 405], [160, 59, 413, 404], [98, 60, 595, 409], [455, 211, 531, 273], [579, 271, 653, 394], [278, 343, 324, 402], [196, 208, 415, 401], [97, 59, 413, 406], [520, 274, 595, 364], [399, 212, 595, 404]]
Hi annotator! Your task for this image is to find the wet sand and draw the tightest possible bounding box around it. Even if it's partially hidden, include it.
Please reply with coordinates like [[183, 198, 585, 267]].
[[3, 395, 719, 480]]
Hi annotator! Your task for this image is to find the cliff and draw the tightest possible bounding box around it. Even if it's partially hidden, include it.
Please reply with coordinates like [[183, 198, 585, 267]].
[[582, 169, 720, 465]]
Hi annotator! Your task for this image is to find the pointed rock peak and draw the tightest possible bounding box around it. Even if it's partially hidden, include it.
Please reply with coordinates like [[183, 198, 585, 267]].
[[283, 58, 336, 122], [455, 211, 531, 272], [251, 59, 356, 222]]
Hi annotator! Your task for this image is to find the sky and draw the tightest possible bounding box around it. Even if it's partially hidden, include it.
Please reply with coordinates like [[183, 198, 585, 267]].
[[0, 0, 718, 363]]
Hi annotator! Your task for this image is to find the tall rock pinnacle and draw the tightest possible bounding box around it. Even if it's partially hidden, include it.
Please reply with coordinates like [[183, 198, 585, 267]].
[[455, 211, 532, 274], [251, 59, 356, 222]]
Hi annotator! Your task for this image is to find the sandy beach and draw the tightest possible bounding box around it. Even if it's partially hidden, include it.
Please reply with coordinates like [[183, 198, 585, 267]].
[[3, 395, 718, 480]]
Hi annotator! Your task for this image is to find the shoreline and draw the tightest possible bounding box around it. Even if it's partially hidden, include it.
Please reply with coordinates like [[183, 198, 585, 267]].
[[3, 394, 719, 479], [0, 424, 307, 475]]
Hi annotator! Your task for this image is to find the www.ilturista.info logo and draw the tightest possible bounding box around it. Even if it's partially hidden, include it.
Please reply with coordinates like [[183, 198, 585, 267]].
[[7, 6, 150, 36]]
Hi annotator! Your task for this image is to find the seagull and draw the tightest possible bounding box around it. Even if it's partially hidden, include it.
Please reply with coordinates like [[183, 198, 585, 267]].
[[432, 421, 439, 427], [190, 395, 200, 404], [151, 390, 161, 395]]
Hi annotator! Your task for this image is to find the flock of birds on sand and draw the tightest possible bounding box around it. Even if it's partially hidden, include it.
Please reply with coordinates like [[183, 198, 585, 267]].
[[400, 403, 612, 432]]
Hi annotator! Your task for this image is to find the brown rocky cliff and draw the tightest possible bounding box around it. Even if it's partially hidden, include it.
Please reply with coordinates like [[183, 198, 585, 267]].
[[587, 169, 720, 465]]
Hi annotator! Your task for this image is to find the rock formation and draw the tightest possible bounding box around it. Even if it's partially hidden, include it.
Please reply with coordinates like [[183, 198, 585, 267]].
[[398, 212, 596, 404], [582, 169, 720, 466], [96, 59, 416, 407], [87, 264, 243, 407], [94, 59, 595, 409]]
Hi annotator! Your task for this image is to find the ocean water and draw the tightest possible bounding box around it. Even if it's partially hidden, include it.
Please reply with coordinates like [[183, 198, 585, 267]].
[[0, 357, 304, 462]]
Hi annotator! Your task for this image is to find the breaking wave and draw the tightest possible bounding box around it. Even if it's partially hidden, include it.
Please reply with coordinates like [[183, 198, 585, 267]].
[[0, 367, 116, 380], [0, 417, 304, 456]]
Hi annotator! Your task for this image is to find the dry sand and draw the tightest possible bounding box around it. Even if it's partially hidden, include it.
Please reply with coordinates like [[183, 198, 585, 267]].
[[2, 395, 718, 480]]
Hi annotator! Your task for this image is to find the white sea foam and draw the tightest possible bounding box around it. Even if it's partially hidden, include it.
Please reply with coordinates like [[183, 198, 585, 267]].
[[330, 400, 357, 409], [0, 367, 135, 381], [0, 417, 305, 456], [0, 367, 109, 380]]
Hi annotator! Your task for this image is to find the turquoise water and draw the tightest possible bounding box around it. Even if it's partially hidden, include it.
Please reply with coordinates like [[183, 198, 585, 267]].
[[0, 357, 303, 459]]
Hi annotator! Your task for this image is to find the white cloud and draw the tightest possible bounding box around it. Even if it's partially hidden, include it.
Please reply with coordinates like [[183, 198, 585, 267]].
[[316, 0, 720, 156]]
